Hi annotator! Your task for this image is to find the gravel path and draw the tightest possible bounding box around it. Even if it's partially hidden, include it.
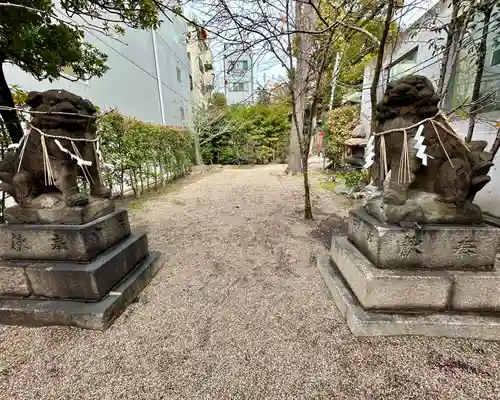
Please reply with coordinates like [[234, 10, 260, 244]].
[[1, 163, 500, 399]]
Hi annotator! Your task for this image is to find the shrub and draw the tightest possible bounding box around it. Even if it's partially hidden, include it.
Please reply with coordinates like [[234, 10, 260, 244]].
[[323, 105, 360, 169], [199, 103, 290, 165], [343, 170, 369, 189], [98, 111, 194, 197]]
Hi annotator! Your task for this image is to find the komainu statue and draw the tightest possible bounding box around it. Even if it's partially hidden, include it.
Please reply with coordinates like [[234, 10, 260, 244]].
[[364, 75, 493, 224], [0, 89, 111, 209]]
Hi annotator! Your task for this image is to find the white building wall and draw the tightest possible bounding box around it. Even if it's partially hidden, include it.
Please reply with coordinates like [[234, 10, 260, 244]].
[[4, 12, 192, 128]]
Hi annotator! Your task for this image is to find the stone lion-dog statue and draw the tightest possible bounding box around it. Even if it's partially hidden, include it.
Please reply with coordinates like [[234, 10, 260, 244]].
[[0, 89, 111, 208]]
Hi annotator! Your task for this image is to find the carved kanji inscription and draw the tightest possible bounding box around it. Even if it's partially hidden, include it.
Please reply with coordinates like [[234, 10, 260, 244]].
[[10, 233, 27, 252], [51, 233, 68, 251], [453, 237, 477, 257], [399, 232, 419, 258]]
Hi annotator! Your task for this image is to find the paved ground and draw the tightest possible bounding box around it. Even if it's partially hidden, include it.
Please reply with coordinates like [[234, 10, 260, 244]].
[[1, 162, 500, 399]]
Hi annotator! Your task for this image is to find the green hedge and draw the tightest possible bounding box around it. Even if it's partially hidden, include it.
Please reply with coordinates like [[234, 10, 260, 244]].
[[199, 103, 290, 165], [323, 105, 360, 169], [98, 111, 195, 197]]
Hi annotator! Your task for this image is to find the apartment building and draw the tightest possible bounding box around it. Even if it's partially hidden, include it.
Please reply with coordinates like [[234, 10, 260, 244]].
[[222, 43, 255, 105], [187, 23, 215, 109], [4, 10, 193, 128]]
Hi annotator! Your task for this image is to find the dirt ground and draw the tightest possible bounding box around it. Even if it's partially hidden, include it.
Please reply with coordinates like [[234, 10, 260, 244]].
[[1, 161, 500, 400]]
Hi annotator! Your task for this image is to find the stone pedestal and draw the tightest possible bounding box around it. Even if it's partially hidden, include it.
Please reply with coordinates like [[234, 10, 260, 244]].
[[0, 207, 163, 330], [317, 208, 500, 341]]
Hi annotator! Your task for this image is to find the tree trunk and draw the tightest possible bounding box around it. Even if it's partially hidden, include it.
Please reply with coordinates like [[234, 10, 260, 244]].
[[437, 0, 459, 95], [466, 5, 493, 143], [289, 0, 316, 220], [0, 62, 24, 144], [302, 151, 313, 219], [370, 0, 395, 134], [193, 132, 203, 165], [288, 114, 303, 173]]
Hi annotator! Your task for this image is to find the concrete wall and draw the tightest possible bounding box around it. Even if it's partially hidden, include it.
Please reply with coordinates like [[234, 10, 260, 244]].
[[4, 12, 193, 128], [360, 1, 500, 216]]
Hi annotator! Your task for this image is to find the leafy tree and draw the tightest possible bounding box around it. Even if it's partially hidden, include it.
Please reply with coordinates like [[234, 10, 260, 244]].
[[316, 1, 392, 105], [0, 0, 163, 144]]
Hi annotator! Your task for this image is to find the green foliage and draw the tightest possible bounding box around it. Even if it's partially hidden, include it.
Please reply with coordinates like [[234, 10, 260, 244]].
[[9, 85, 28, 106], [342, 170, 369, 188], [319, 181, 336, 191], [199, 103, 291, 165], [315, 1, 399, 104], [98, 111, 194, 197], [323, 105, 360, 168], [0, 0, 162, 83], [210, 92, 227, 107], [0, 0, 165, 144]]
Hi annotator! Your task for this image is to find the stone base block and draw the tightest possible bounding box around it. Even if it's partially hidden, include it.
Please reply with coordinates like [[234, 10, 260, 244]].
[[331, 236, 451, 310], [22, 233, 149, 301], [0, 251, 163, 330], [453, 270, 500, 311], [0, 262, 30, 297], [349, 208, 500, 270], [317, 252, 500, 341], [364, 190, 483, 225], [5, 195, 115, 225], [0, 210, 130, 262]]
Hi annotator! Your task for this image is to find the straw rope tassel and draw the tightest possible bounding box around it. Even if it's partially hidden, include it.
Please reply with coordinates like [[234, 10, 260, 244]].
[[397, 130, 411, 184], [16, 132, 30, 173], [405, 129, 411, 183], [380, 135, 388, 181], [40, 134, 54, 186], [93, 142, 104, 183], [70, 142, 93, 185]]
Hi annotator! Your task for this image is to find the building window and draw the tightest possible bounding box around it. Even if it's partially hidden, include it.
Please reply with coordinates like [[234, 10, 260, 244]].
[[491, 48, 500, 67], [387, 47, 418, 81], [228, 60, 249, 75], [180, 106, 185, 120], [176, 66, 182, 83], [229, 82, 249, 92], [189, 74, 193, 91], [198, 58, 204, 73], [239, 60, 249, 70], [187, 52, 191, 61]]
